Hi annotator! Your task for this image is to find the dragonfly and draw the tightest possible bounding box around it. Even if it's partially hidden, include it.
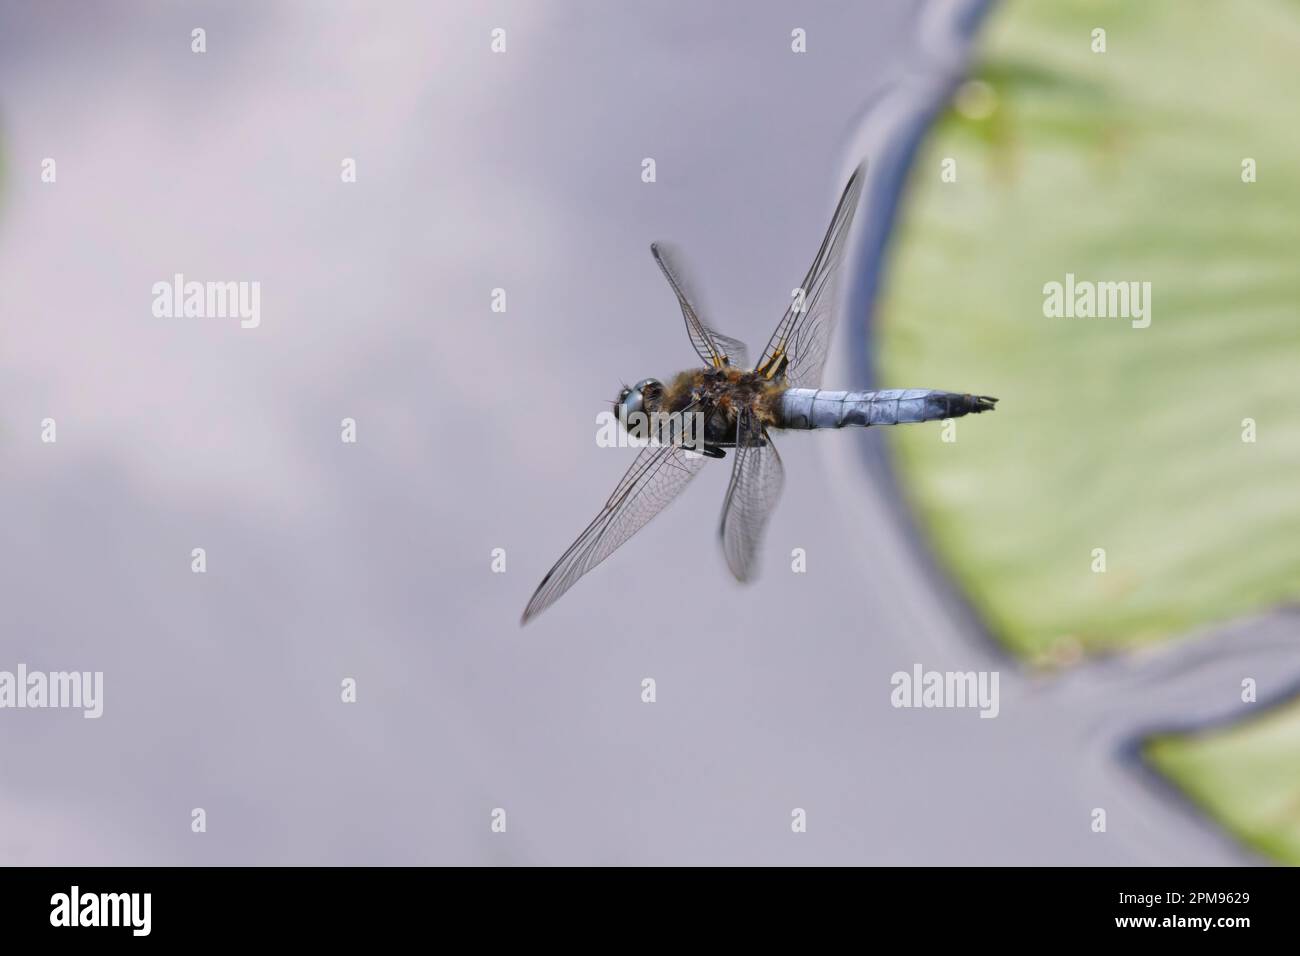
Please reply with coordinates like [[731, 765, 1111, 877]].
[[521, 163, 997, 624]]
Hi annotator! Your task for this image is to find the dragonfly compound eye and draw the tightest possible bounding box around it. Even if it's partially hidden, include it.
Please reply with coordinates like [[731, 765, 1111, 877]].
[[617, 384, 645, 431], [634, 378, 663, 402]]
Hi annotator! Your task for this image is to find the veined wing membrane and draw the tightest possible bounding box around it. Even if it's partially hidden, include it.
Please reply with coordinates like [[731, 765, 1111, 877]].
[[755, 163, 866, 388], [718, 408, 785, 582], [522, 432, 706, 624], [651, 242, 750, 370]]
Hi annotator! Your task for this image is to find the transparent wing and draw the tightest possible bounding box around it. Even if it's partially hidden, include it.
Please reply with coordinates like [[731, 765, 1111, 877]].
[[718, 408, 785, 583], [754, 163, 866, 388], [522, 432, 707, 624], [651, 242, 750, 370]]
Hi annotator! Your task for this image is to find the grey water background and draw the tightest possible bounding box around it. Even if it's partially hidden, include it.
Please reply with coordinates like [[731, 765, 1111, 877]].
[[0, 0, 1281, 865]]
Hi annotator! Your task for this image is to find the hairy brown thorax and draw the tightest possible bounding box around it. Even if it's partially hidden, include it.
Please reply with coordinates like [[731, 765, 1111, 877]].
[[655, 366, 787, 440]]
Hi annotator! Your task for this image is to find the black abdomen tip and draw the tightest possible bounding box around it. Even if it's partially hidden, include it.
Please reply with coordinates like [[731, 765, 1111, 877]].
[[936, 393, 998, 418]]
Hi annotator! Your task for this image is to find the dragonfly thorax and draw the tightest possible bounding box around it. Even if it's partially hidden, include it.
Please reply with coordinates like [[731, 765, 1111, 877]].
[[654, 366, 789, 448]]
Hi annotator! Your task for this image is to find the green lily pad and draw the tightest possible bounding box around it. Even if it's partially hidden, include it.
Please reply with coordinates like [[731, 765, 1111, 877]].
[[878, 0, 1300, 661]]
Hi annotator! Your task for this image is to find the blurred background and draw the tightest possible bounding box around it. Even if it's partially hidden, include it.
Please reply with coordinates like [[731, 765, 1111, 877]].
[[877, 0, 1300, 862], [0, 0, 1295, 865]]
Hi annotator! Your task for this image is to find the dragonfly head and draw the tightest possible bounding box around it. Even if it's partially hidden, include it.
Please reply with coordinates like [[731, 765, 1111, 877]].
[[616, 378, 663, 434]]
